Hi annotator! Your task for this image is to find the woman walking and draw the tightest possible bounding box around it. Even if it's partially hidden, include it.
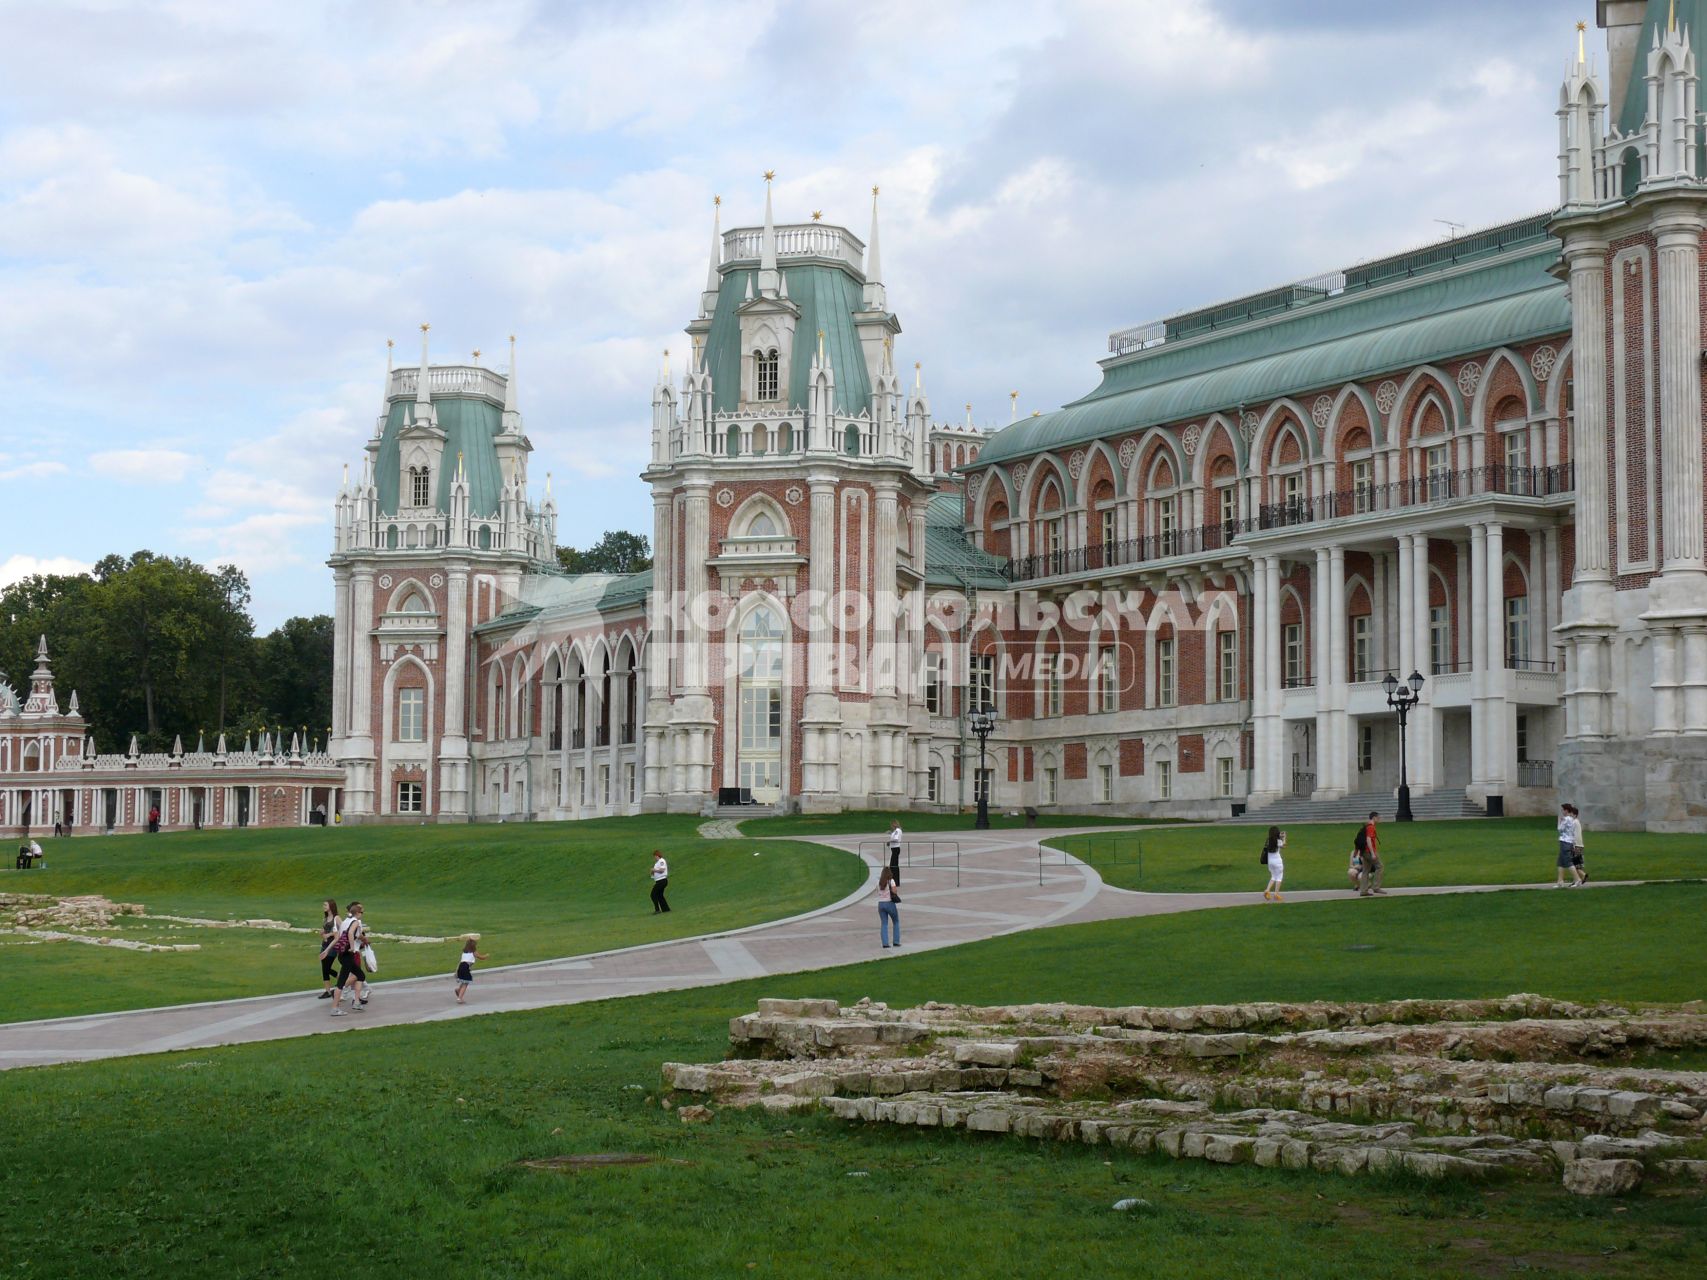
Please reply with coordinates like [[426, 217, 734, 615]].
[[329, 901, 368, 1015], [453, 936, 488, 1004], [317, 899, 341, 999], [650, 851, 670, 914], [877, 865, 901, 948], [1261, 826, 1286, 902], [1569, 804, 1587, 886], [1554, 804, 1579, 888]]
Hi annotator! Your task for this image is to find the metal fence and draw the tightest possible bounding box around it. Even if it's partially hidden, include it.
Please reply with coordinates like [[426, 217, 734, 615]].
[[858, 840, 962, 888], [1039, 831, 1145, 885]]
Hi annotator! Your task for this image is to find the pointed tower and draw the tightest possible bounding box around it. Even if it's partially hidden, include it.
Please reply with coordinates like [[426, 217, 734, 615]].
[[1558, 23, 1606, 207], [1552, 2, 1707, 832], [20, 636, 58, 717], [863, 186, 887, 312]]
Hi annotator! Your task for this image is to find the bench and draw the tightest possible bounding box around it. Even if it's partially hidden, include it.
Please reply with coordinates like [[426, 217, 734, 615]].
[[15, 847, 43, 870]]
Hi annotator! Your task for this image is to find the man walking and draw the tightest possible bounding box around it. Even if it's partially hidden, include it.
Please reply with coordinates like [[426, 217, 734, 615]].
[[650, 850, 671, 914], [1358, 811, 1384, 896], [886, 818, 904, 886]]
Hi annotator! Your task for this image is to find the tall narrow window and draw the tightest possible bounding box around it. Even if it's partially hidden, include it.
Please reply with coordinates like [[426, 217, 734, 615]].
[[923, 650, 942, 716], [975, 767, 992, 804], [969, 652, 996, 714], [1219, 485, 1238, 537], [397, 687, 425, 742], [1430, 605, 1451, 674], [1098, 645, 1119, 713], [927, 766, 942, 803], [1043, 652, 1063, 717], [1157, 638, 1176, 707], [1501, 429, 1530, 494], [1504, 596, 1530, 668], [1351, 615, 1372, 682], [1158, 496, 1178, 555], [1156, 759, 1173, 801], [1358, 725, 1374, 772], [1043, 766, 1059, 804], [1216, 756, 1234, 798], [1100, 508, 1118, 553], [410, 466, 431, 507], [755, 349, 779, 400], [1283, 623, 1304, 686], [1351, 458, 1373, 513], [1218, 631, 1238, 701], [1426, 445, 1451, 500], [1098, 763, 1114, 803], [1515, 714, 1530, 763], [1282, 472, 1303, 521]]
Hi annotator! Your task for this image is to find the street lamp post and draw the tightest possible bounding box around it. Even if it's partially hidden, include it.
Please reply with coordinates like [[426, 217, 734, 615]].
[[1383, 669, 1426, 822], [967, 707, 997, 830]]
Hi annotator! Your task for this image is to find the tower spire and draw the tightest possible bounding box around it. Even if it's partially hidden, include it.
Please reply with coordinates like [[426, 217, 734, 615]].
[[863, 184, 886, 311], [701, 195, 722, 317], [501, 332, 515, 428], [758, 170, 779, 297], [415, 322, 432, 406]]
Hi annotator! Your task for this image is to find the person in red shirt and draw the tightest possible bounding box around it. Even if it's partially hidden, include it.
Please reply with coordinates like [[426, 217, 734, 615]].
[[1358, 811, 1385, 895]]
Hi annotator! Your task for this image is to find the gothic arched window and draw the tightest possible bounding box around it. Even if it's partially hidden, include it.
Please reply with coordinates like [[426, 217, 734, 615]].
[[755, 349, 779, 401], [409, 466, 431, 507], [746, 511, 778, 538]]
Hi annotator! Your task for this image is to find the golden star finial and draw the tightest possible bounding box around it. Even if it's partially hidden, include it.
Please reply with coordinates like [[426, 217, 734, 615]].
[[508, 334, 515, 343], [420, 322, 430, 333], [872, 185, 880, 197], [811, 210, 823, 221], [1575, 19, 1586, 29], [472, 349, 481, 361], [763, 169, 775, 182], [713, 194, 721, 207], [386, 338, 394, 349]]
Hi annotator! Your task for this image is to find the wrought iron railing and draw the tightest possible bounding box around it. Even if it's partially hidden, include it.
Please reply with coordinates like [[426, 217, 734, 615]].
[[1002, 461, 1574, 583], [1291, 770, 1316, 797], [1518, 759, 1555, 788]]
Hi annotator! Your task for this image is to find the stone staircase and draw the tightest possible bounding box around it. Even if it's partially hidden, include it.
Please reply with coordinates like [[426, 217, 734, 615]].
[[1231, 787, 1484, 825], [711, 802, 785, 820]]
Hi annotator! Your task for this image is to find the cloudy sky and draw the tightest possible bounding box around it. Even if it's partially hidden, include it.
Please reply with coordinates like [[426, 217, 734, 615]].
[[0, 0, 1578, 628]]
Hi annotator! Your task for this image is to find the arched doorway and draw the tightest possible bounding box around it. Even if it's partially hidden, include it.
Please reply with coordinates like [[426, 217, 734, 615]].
[[737, 605, 784, 803]]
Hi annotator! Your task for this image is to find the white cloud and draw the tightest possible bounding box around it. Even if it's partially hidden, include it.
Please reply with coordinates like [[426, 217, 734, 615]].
[[91, 449, 198, 483], [0, 554, 94, 587], [0, 460, 68, 480]]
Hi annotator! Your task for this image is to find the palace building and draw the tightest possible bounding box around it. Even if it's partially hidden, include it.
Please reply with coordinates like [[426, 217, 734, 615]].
[[1, 636, 344, 839], [324, 1, 1707, 834]]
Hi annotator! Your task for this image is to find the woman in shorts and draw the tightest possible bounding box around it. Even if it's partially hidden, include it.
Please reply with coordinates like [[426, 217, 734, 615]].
[[1262, 826, 1286, 902], [318, 899, 340, 999], [330, 902, 367, 1015]]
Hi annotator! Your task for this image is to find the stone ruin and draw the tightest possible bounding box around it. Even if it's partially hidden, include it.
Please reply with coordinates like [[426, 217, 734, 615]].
[[662, 995, 1707, 1198]]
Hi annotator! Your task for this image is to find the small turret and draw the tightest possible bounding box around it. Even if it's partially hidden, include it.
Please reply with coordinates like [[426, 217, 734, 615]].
[[700, 195, 723, 318], [863, 186, 887, 312], [758, 171, 780, 298]]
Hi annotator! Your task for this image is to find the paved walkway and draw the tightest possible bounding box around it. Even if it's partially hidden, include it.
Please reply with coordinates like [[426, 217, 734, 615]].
[[0, 827, 1624, 1071]]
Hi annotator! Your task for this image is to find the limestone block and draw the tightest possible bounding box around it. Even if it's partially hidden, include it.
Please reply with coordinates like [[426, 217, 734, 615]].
[[1562, 1158, 1643, 1197], [661, 1063, 710, 1091], [677, 1105, 714, 1124], [954, 1042, 1021, 1067], [877, 1021, 930, 1045], [1203, 1136, 1255, 1165], [1079, 1120, 1108, 1145], [1156, 1128, 1185, 1158], [967, 1108, 1013, 1134], [1605, 1091, 1658, 1122], [822, 1097, 860, 1120], [1400, 1151, 1487, 1179], [1656, 1159, 1707, 1184], [913, 1103, 942, 1127], [1574, 1088, 1613, 1113], [1010, 1070, 1044, 1088], [771, 1071, 835, 1097], [1179, 1130, 1211, 1160], [870, 1074, 906, 1096], [1660, 1100, 1701, 1120], [1484, 1082, 1511, 1104], [1280, 1139, 1314, 1170], [1362, 1147, 1403, 1175], [1252, 1137, 1284, 1168], [757, 1094, 817, 1114], [1542, 1086, 1577, 1110], [757, 998, 839, 1018]]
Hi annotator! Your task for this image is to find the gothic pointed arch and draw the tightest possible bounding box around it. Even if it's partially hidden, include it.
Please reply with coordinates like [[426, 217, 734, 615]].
[[1388, 365, 1465, 445]]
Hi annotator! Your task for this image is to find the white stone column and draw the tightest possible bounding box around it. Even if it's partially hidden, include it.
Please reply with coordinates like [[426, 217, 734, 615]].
[[1655, 218, 1706, 577], [873, 483, 900, 700], [330, 567, 350, 744], [1410, 533, 1435, 790], [1683, 627, 1707, 733], [1396, 534, 1415, 684], [1566, 244, 1611, 585], [1311, 547, 1332, 797], [801, 473, 841, 805], [1484, 522, 1509, 793], [1468, 524, 1487, 786], [643, 489, 672, 807], [1250, 554, 1275, 801], [438, 564, 470, 816], [1327, 544, 1348, 794], [1653, 628, 1680, 735]]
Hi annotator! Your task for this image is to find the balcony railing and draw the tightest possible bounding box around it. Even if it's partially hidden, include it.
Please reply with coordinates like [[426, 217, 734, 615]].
[[1518, 759, 1554, 788], [1002, 461, 1574, 583], [1506, 657, 1558, 673], [1291, 769, 1316, 797]]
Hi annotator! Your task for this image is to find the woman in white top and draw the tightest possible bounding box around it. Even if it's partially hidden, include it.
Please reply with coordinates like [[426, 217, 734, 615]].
[[650, 851, 671, 914], [1555, 805, 1578, 887], [1262, 826, 1286, 902]]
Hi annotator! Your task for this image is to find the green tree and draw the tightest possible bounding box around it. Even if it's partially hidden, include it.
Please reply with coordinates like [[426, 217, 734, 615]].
[[255, 615, 334, 747], [556, 530, 651, 574]]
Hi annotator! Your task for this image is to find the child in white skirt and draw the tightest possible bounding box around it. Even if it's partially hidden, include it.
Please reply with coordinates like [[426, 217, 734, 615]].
[[1262, 827, 1286, 902], [453, 936, 489, 1004]]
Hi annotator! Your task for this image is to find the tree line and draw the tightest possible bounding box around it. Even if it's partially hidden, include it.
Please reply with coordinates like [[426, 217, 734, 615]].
[[0, 552, 331, 754]]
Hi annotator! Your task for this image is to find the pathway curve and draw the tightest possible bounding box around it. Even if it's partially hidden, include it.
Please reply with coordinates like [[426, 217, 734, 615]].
[[0, 827, 1635, 1071]]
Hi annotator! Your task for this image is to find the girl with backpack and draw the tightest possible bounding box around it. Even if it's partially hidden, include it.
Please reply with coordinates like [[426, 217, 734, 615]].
[[328, 902, 368, 1016], [1261, 827, 1286, 902], [317, 899, 340, 999]]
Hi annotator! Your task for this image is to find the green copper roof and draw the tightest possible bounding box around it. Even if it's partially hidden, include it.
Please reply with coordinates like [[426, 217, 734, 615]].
[[473, 568, 654, 634], [703, 265, 874, 416], [1617, 1, 1707, 137], [922, 492, 1008, 588], [974, 239, 1567, 468], [374, 397, 505, 517]]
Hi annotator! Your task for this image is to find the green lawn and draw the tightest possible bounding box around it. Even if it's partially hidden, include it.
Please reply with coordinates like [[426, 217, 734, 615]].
[[0, 817, 863, 1023], [744, 807, 1172, 837], [5, 884, 1704, 1278], [1048, 816, 1707, 894]]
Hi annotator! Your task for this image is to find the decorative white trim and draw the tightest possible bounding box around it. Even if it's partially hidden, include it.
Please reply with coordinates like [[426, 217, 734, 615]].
[[1611, 244, 1656, 575]]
